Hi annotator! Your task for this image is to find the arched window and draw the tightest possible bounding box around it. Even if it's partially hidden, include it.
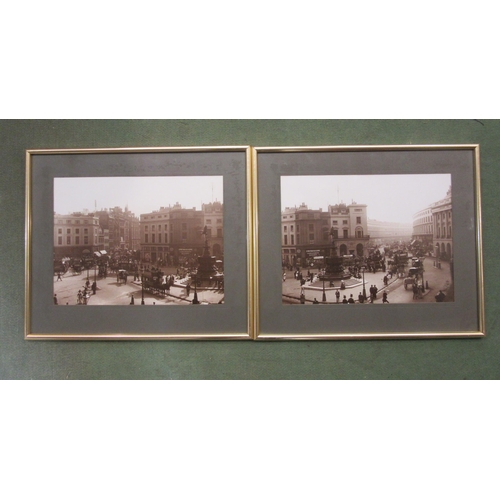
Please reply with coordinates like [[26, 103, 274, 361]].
[[355, 226, 364, 238]]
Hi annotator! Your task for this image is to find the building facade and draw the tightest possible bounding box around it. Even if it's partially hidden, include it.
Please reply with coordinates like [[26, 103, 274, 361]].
[[367, 219, 413, 244], [431, 186, 453, 259], [53, 213, 100, 259], [412, 207, 434, 244], [281, 202, 369, 266], [96, 206, 140, 252], [140, 202, 223, 265]]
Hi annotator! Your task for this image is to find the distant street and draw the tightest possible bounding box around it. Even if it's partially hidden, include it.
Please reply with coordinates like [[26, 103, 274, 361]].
[[282, 258, 453, 305], [54, 267, 224, 306]]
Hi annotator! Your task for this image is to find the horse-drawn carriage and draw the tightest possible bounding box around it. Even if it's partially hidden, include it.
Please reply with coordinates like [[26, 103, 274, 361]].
[[116, 269, 128, 284], [141, 269, 174, 296]]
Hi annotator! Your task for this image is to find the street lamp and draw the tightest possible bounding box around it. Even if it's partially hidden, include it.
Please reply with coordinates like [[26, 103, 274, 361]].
[[141, 271, 145, 305], [322, 273, 326, 303], [192, 277, 200, 304], [361, 266, 367, 300]]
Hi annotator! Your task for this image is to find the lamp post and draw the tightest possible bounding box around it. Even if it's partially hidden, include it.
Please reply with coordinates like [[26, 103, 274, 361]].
[[361, 266, 367, 300], [141, 271, 145, 305], [192, 277, 200, 304], [322, 273, 326, 303]]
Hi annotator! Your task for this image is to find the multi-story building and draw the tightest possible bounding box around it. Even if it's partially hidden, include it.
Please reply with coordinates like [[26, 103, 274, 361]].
[[140, 202, 223, 265], [201, 201, 224, 258], [431, 186, 452, 259], [412, 207, 434, 244], [53, 213, 100, 259], [281, 202, 369, 266], [368, 219, 413, 244], [96, 206, 140, 252]]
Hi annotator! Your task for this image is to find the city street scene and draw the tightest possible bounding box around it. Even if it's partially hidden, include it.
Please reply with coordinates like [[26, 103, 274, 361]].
[[281, 174, 453, 305], [53, 176, 224, 306]]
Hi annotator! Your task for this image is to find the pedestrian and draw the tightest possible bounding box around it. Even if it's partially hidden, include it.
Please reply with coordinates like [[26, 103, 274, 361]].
[[283, 272, 287, 282], [348, 294, 355, 304], [53, 294, 58, 305], [57, 272, 62, 281], [91, 281, 97, 295], [340, 280, 346, 290], [435, 290, 445, 302], [358, 292, 364, 303], [77, 290, 82, 305], [186, 283, 191, 297], [335, 290, 340, 303], [342, 295, 348, 304], [383, 291, 389, 303], [313, 298, 319, 304]]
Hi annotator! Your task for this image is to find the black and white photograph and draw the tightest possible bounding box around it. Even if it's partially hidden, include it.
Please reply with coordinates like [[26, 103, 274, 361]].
[[53, 176, 225, 306], [281, 174, 453, 305]]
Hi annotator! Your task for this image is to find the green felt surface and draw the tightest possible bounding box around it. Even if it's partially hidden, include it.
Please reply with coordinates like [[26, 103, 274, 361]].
[[1, 119, 498, 379]]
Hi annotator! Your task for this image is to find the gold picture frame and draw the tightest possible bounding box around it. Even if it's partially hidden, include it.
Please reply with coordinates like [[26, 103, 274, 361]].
[[25, 146, 254, 340], [252, 145, 485, 340]]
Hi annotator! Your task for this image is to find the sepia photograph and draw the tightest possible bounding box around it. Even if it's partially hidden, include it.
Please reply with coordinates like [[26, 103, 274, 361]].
[[53, 176, 224, 306], [281, 174, 453, 305]]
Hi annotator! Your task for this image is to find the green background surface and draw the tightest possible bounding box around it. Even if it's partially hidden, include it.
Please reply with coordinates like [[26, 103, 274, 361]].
[[1, 119, 498, 379]]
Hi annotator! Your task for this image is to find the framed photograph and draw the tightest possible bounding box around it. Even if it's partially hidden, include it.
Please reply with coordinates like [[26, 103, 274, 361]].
[[252, 145, 485, 339], [25, 147, 253, 340]]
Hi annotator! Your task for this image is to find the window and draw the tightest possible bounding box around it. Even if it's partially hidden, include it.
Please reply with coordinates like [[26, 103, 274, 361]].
[[296, 224, 300, 231], [343, 229, 348, 238], [84, 236, 89, 244], [332, 220, 338, 225], [75, 236, 80, 244], [58, 228, 62, 234], [206, 219, 212, 224], [66, 228, 71, 234], [356, 217, 361, 224], [216, 219, 222, 224], [217, 228, 222, 238], [284, 226, 287, 232], [158, 233, 161, 243], [145, 225, 149, 232], [152, 234, 156, 243], [284, 235, 288, 245], [333, 229, 338, 239], [66, 220, 71, 224], [296, 234, 300, 244], [58, 236, 62, 245], [308, 224, 314, 232], [164, 224, 168, 232], [343, 220, 348, 225], [84, 228, 88, 234], [290, 226, 294, 232], [145, 234, 149, 243], [152, 225, 155, 232], [291, 235, 294, 245], [66, 236, 71, 245], [75, 228, 80, 234]]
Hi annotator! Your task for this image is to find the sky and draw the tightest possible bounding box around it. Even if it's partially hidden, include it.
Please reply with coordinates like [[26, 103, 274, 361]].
[[281, 174, 451, 224], [54, 176, 223, 216]]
